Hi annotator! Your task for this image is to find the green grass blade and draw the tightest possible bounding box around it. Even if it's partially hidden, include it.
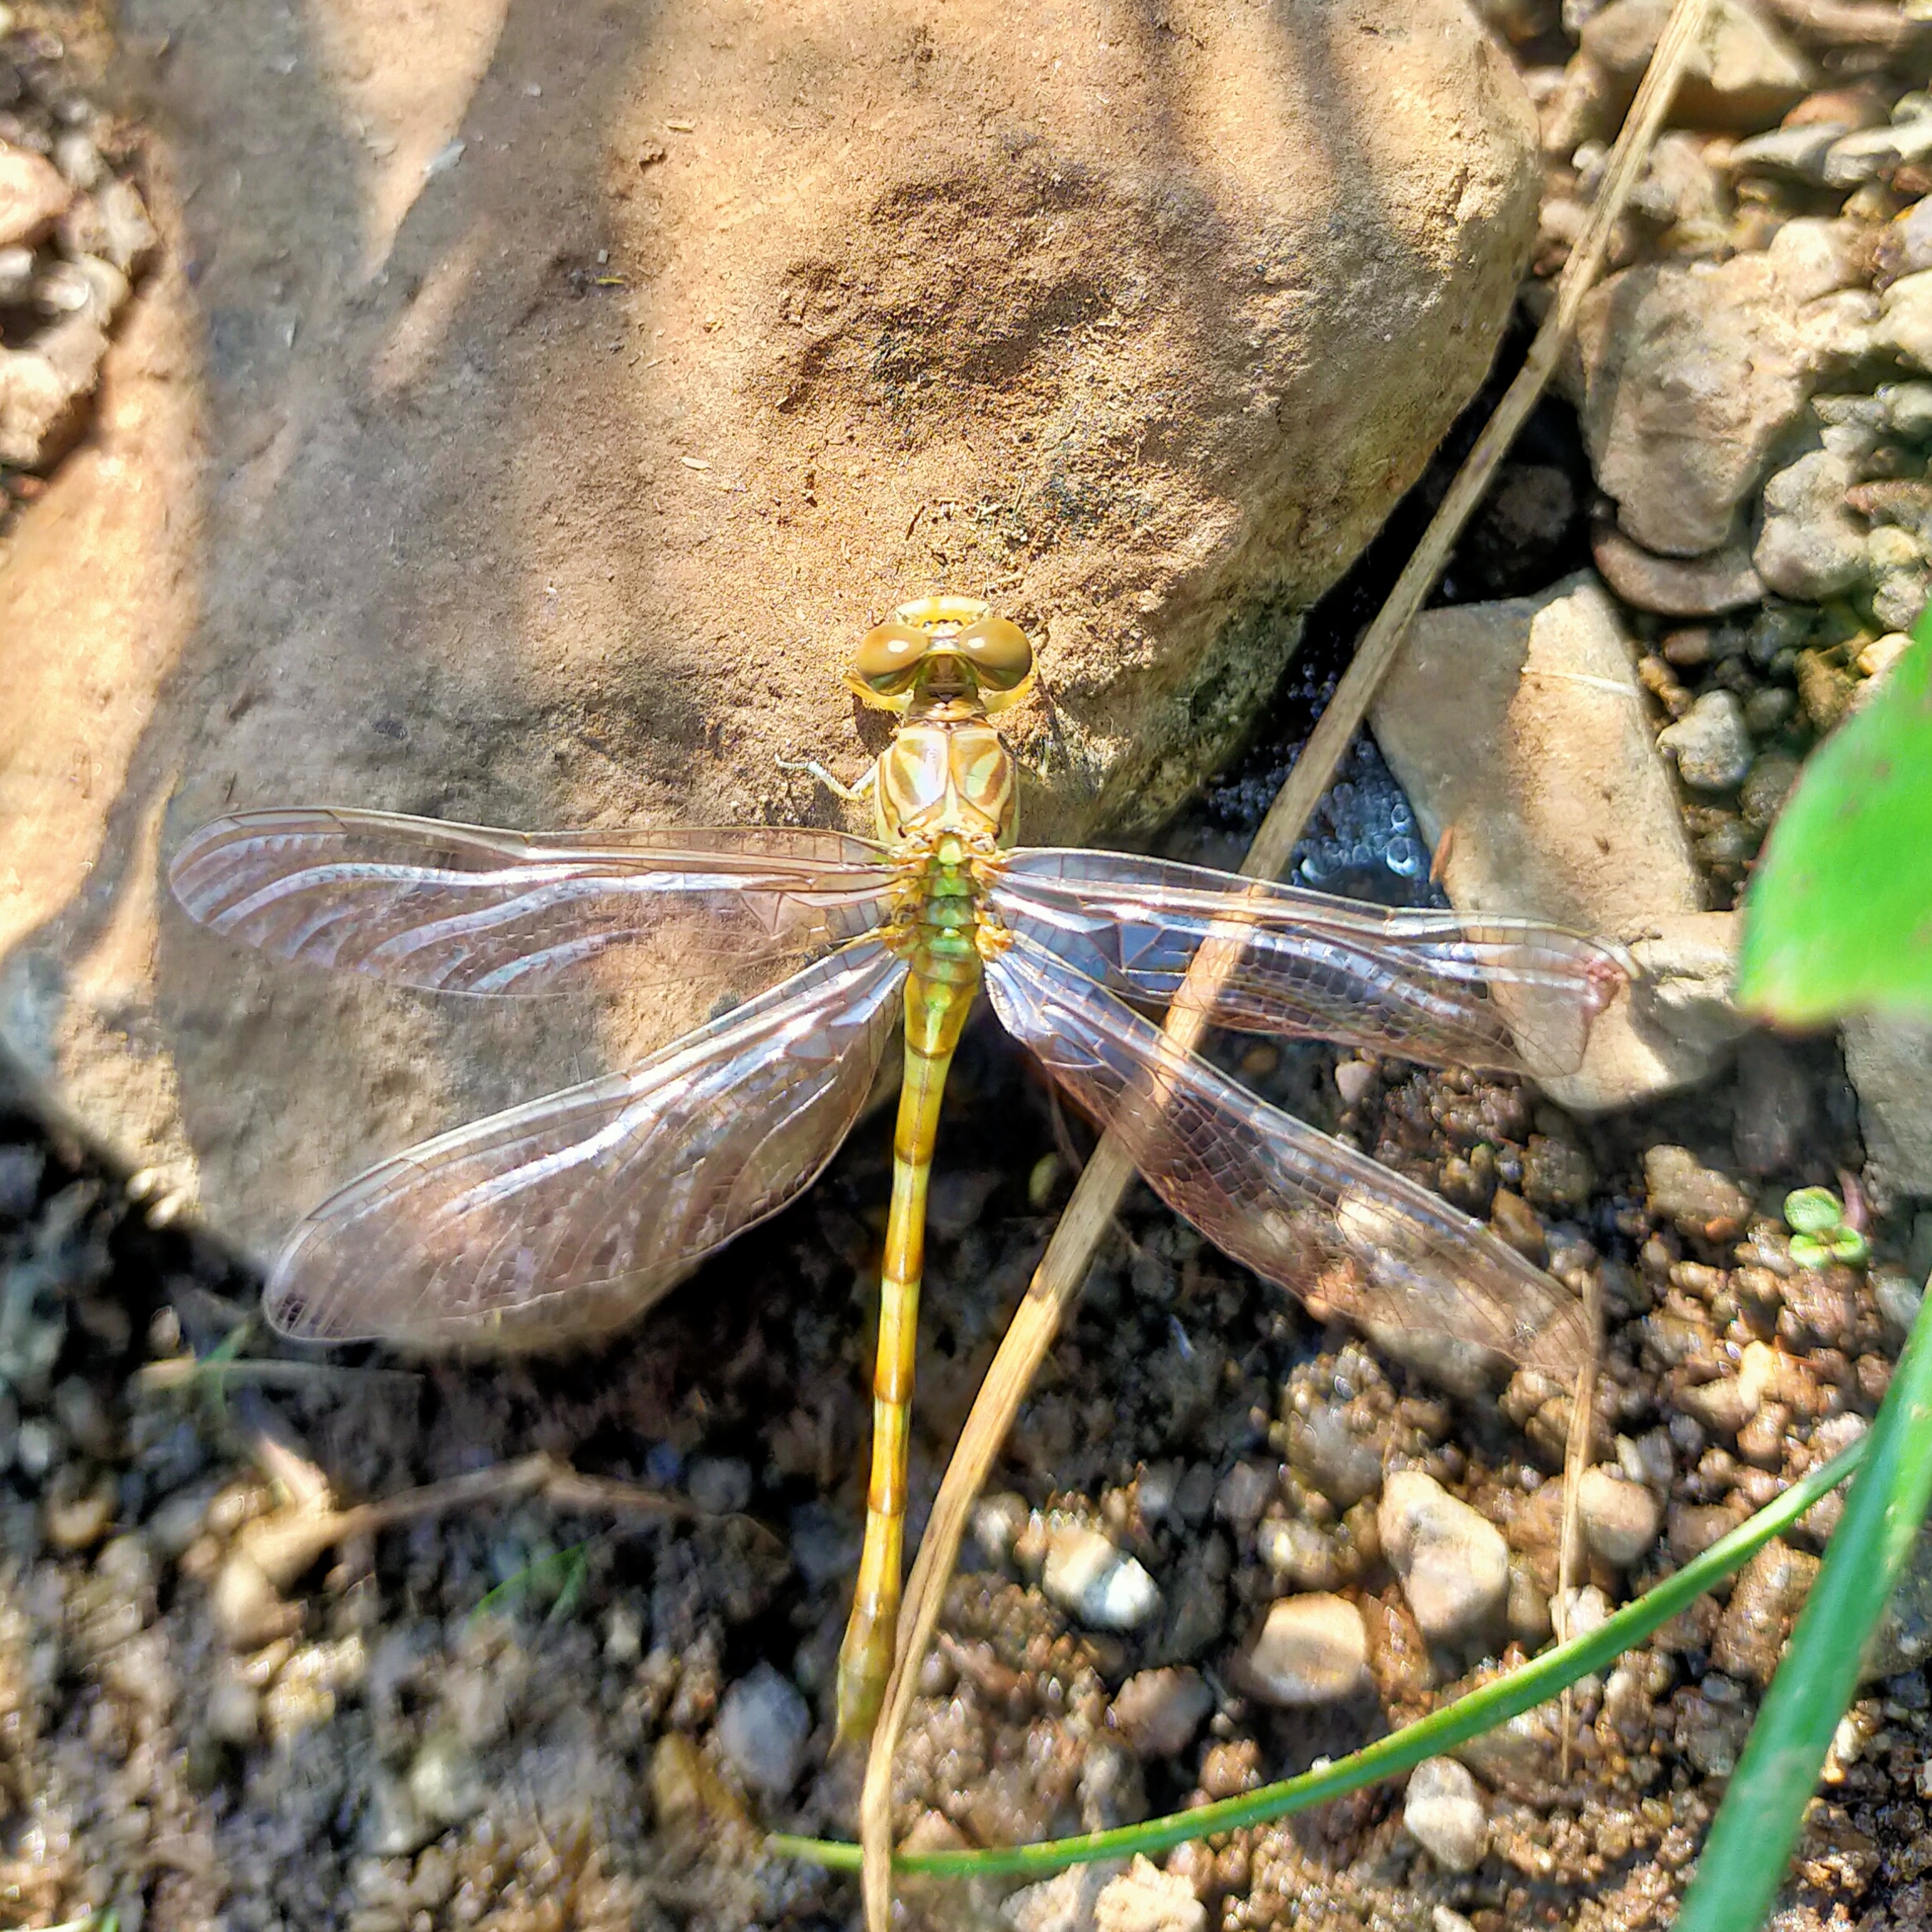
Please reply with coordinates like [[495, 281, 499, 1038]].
[[1736, 600, 1932, 1021], [1674, 1281, 1932, 1932], [769, 1432, 1868, 1880]]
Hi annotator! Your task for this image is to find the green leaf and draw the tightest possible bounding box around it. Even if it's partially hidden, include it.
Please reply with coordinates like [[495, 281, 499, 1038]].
[[1737, 604, 1932, 1023], [1783, 1186, 1845, 1235]]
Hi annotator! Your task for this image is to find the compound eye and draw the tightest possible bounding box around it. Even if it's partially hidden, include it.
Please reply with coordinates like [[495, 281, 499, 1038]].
[[954, 614, 1034, 691], [851, 620, 930, 694]]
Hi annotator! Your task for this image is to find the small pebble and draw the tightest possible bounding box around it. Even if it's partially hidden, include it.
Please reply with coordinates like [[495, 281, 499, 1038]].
[[685, 1456, 753, 1514], [1093, 1855, 1206, 1932], [1213, 1460, 1275, 1534], [1403, 1756, 1489, 1872], [205, 1677, 261, 1747], [1109, 1668, 1213, 1758], [970, 1491, 1030, 1565], [1377, 1470, 1510, 1642], [1041, 1524, 1161, 1632], [1740, 750, 1802, 831], [1335, 1058, 1375, 1107], [43, 1466, 116, 1549], [1578, 1466, 1663, 1567], [1243, 1593, 1370, 1706], [1712, 1538, 1819, 1684], [363, 1771, 435, 1857], [716, 1662, 810, 1798], [1256, 1514, 1340, 1591], [211, 1550, 302, 1648], [407, 1728, 486, 1826], [1657, 690, 1752, 791], [15, 1417, 60, 1480], [1643, 1145, 1752, 1242]]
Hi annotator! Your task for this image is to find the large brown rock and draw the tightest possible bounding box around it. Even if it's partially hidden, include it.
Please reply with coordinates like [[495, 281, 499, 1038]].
[[0, 0, 1538, 1268]]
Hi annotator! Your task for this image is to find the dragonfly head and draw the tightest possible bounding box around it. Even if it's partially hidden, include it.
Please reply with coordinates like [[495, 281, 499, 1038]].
[[845, 595, 1035, 719]]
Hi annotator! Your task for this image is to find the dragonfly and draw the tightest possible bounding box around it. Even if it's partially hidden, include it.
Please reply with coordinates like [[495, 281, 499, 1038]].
[[168, 594, 1628, 1744]]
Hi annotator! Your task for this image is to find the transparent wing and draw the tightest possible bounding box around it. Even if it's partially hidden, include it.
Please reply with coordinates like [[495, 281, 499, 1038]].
[[170, 808, 899, 996], [264, 937, 908, 1351], [986, 933, 1590, 1376], [990, 850, 1628, 1080]]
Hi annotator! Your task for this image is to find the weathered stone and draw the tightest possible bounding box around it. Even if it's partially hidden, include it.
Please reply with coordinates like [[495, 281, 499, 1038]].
[[716, 1663, 811, 1798], [1712, 1538, 1818, 1682], [1372, 576, 1739, 1110], [1108, 1668, 1213, 1759], [1577, 1466, 1663, 1566], [0, 0, 1545, 1275], [1881, 198, 1932, 284], [1878, 270, 1932, 372], [1755, 450, 1871, 600], [1590, 518, 1765, 615], [1043, 1524, 1161, 1632], [1740, 750, 1802, 830], [1283, 1401, 1384, 1507], [1644, 1144, 1752, 1241], [1723, 123, 1844, 185], [1094, 1857, 1206, 1932], [1824, 119, 1932, 190], [0, 312, 111, 468]]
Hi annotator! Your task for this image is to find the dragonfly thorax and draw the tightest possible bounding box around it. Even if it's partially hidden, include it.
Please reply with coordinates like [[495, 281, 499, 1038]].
[[872, 715, 1018, 849]]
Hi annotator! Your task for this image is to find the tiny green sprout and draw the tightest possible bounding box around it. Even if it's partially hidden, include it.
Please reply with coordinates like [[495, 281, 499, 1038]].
[[1784, 1188, 1870, 1270], [1785, 1187, 1846, 1236], [1828, 1224, 1870, 1267]]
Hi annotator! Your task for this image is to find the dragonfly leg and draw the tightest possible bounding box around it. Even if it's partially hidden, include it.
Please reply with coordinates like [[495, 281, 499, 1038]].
[[836, 971, 970, 1742], [778, 754, 877, 808]]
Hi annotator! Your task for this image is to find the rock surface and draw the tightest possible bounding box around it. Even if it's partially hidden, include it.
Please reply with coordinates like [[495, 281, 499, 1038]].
[[1371, 575, 1743, 1110], [0, 0, 1543, 1276]]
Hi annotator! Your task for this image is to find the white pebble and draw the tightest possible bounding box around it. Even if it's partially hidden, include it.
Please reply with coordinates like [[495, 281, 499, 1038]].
[[1403, 1756, 1489, 1871], [716, 1662, 811, 1798], [1378, 1470, 1510, 1641], [1243, 1594, 1370, 1706], [1041, 1524, 1162, 1632], [1578, 1466, 1663, 1567], [1094, 1854, 1206, 1932]]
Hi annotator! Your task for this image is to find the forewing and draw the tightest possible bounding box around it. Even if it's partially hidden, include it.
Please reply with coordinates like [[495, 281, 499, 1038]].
[[264, 937, 908, 1351], [986, 933, 1590, 1376], [171, 808, 897, 996], [991, 850, 1628, 1080]]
